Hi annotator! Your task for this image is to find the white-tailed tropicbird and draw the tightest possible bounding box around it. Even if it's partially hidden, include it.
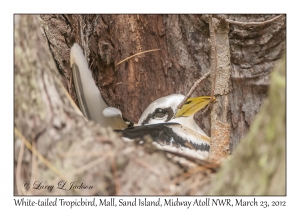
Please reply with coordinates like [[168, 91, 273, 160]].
[[117, 94, 213, 160], [70, 43, 213, 160]]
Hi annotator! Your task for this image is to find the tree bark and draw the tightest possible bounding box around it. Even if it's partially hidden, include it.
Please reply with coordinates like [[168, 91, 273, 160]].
[[208, 53, 286, 195], [14, 14, 286, 195], [39, 14, 285, 151], [14, 15, 215, 196], [206, 16, 232, 163]]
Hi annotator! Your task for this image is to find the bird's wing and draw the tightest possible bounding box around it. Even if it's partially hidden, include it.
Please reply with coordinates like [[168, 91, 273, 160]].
[[115, 122, 210, 152]]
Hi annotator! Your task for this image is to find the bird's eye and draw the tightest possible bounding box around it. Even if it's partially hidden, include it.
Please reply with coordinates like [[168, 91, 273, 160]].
[[154, 108, 166, 118]]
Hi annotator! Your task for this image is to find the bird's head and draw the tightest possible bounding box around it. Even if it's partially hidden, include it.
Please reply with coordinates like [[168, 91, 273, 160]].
[[138, 94, 214, 125]]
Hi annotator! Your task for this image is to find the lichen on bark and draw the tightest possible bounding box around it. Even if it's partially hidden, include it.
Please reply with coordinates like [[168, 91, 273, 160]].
[[208, 53, 286, 195]]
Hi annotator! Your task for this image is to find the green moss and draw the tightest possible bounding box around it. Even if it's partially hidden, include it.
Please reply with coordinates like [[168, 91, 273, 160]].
[[209, 52, 286, 195]]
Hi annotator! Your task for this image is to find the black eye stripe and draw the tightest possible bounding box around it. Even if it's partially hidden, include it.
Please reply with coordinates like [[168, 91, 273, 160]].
[[140, 107, 174, 125]]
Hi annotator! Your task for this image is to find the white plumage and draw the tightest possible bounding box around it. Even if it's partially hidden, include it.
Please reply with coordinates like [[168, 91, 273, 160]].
[[138, 94, 208, 136], [70, 43, 211, 160], [70, 43, 127, 129], [133, 94, 210, 160]]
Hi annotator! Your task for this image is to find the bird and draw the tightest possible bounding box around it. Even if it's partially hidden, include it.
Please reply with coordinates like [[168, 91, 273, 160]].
[[70, 42, 213, 160], [70, 43, 131, 129], [117, 94, 214, 160]]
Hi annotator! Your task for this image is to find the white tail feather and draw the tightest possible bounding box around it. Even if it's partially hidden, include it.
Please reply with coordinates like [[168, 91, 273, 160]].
[[103, 107, 122, 117]]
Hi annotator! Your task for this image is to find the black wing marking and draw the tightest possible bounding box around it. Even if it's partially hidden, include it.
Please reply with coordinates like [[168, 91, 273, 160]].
[[116, 123, 210, 152], [72, 62, 92, 120], [121, 116, 135, 128]]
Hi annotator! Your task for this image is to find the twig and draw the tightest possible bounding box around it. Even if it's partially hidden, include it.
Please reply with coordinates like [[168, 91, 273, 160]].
[[177, 71, 210, 109], [116, 49, 160, 66], [177, 15, 220, 110], [110, 154, 120, 195], [172, 166, 208, 184], [224, 14, 284, 26], [14, 127, 67, 181], [63, 86, 86, 119], [29, 139, 37, 195], [163, 165, 213, 195], [16, 140, 25, 196], [201, 103, 212, 115], [165, 150, 219, 172], [113, 82, 123, 91], [185, 15, 218, 115]]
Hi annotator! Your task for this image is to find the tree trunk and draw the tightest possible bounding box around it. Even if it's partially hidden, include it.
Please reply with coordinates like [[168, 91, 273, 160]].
[[14, 14, 286, 195], [208, 53, 286, 195], [39, 14, 285, 150], [14, 15, 215, 196]]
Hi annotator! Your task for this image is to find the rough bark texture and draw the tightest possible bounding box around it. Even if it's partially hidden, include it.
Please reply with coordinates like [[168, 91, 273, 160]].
[[207, 16, 232, 163], [39, 14, 285, 151], [227, 15, 285, 150], [208, 53, 286, 195], [14, 15, 215, 196], [39, 14, 213, 139], [14, 14, 286, 195]]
